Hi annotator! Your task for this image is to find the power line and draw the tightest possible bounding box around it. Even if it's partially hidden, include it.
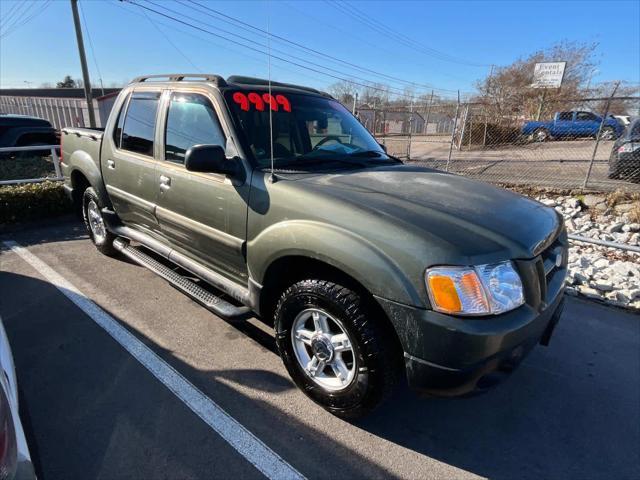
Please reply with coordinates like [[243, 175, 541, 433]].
[[114, 1, 372, 94], [0, 1, 37, 38], [1, 0, 53, 39], [126, 0, 448, 100], [183, 0, 456, 93], [146, 0, 434, 97], [279, 0, 474, 85], [328, 0, 490, 68], [0, 1, 23, 30], [140, 7, 202, 73]]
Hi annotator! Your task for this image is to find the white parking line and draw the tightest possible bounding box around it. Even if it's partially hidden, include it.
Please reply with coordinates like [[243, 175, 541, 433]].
[[3, 240, 306, 480]]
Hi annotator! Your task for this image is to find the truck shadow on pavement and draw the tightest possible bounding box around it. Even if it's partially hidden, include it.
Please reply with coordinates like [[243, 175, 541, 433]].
[[3, 257, 639, 479], [0, 271, 400, 480], [355, 298, 640, 480]]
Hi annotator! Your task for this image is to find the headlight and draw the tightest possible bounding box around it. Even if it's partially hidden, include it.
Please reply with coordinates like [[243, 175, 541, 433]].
[[426, 261, 524, 316]]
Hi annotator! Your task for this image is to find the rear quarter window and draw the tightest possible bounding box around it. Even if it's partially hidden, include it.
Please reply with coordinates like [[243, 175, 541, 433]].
[[112, 94, 129, 149], [120, 91, 160, 156]]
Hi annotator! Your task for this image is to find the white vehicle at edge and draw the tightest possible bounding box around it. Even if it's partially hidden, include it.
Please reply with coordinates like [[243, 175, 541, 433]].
[[614, 115, 631, 126], [0, 317, 36, 479]]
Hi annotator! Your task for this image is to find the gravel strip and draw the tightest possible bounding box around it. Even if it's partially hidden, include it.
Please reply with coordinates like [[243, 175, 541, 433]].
[[535, 193, 640, 310]]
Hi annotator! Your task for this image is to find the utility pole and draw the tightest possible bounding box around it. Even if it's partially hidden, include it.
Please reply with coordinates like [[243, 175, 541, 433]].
[[70, 0, 96, 128]]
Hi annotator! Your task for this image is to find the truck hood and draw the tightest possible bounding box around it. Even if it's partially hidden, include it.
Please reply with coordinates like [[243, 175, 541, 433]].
[[295, 165, 561, 262]]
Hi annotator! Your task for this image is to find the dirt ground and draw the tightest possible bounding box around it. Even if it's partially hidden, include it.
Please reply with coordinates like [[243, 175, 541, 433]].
[[379, 135, 640, 192]]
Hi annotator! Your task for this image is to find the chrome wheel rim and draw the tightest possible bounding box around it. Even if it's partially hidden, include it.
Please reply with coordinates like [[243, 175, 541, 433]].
[[291, 308, 357, 391], [535, 130, 547, 142], [87, 199, 106, 244], [601, 129, 614, 140]]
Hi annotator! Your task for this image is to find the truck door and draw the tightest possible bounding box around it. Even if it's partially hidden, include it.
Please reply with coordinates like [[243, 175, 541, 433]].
[[154, 90, 249, 283], [102, 90, 161, 231], [575, 111, 599, 137], [553, 111, 574, 138]]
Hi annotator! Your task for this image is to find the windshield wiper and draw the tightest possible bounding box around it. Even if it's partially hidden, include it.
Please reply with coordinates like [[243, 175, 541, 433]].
[[275, 156, 370, 169], [349, 150, 383, 157]]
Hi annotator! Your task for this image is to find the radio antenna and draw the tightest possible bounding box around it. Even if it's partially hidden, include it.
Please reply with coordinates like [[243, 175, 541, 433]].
[[267, 2, 276, 183]]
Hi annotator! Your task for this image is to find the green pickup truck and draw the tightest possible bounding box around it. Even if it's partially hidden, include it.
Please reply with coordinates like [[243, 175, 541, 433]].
[[61, 74, 567, 418]]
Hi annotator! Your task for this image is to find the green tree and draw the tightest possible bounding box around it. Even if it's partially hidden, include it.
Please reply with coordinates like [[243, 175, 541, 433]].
[[56, 75, 77, 88]]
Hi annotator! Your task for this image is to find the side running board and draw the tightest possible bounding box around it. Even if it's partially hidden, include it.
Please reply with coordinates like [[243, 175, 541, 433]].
[[113, 238, 252, 321]]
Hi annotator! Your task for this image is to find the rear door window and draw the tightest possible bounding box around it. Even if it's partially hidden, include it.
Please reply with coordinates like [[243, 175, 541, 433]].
[[164, 92, 226, 164], [558, 112, 573, 121], [576, 112, 597, 121], [121, 91, 160, 156]]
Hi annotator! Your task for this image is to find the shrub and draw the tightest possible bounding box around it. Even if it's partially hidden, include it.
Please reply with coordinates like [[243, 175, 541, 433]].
[[0, 181, 72, 225], [0, 154, 56, 182]]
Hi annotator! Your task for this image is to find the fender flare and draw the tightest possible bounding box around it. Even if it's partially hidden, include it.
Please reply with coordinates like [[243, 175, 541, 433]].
[[67, 150, 112, 207], [248, 220, 423, 307]]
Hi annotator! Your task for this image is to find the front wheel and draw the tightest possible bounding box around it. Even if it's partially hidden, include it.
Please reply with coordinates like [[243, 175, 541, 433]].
[[82, 187, 116, 256], [274, 279, 400, 419], [533, 128, 549, 142]]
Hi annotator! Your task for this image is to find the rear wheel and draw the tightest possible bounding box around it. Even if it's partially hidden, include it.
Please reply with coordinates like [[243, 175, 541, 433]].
[[274, 279, 400, 419], [82, 187, 116, 256], [599, 127, 615, 141]]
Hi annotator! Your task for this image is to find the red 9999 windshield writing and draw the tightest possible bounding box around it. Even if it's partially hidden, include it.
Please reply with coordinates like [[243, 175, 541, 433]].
[[232, 92, 291, 112]]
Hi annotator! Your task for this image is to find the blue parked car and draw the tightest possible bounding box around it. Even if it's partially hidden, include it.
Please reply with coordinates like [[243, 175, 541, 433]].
[[522, 111, 624, 142]]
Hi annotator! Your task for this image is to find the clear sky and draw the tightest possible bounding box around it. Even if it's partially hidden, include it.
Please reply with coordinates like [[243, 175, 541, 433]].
[[1, 0, 638, 98]]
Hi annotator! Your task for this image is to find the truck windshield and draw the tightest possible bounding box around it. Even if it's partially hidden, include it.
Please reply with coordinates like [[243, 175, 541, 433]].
[[225, 90, 391, 168]]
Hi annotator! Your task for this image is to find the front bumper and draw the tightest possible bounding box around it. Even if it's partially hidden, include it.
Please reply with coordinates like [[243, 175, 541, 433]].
[[400, 293, 564, 396], [377, 234, 568, 396]]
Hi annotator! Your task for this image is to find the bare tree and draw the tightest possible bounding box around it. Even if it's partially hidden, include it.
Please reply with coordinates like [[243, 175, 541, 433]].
[[475, 41, 599, 122], [327, 80, 360, 106], [590, 81, 640, 116], [360, 82, 391, 107]]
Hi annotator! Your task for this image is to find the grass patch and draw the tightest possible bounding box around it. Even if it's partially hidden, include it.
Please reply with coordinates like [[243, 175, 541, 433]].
[[629, 203, 640, 223], [0, 181, 72, 225], [605, 189, 627, 208]]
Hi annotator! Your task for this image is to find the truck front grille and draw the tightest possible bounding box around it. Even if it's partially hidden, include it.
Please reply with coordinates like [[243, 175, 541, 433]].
[[516, 228, 568, 310]]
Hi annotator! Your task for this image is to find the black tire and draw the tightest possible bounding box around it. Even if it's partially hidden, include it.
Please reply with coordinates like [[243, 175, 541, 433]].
[[608, 157, 621, 179], [82, 187, 117, 256], [599, 127, 615, 141], [533, 128, 549, 142], [274, 279, 400, 419]]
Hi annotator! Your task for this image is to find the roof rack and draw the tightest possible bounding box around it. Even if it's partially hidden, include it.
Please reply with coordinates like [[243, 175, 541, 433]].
[[226, 75, 332, 98], [130, 74, 227, 87]]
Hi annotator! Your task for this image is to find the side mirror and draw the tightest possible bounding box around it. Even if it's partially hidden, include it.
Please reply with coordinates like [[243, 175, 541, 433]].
[[185, 144, 237, 176]]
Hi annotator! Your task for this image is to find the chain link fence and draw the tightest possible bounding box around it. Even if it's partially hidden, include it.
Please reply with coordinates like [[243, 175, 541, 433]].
[[366, 92, 640, 191]]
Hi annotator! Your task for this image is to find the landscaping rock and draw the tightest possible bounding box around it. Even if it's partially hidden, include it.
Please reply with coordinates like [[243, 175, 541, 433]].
[[535, 192, 640, 310]]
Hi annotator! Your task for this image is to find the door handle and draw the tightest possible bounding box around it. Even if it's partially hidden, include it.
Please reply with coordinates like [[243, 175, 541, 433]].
[[159, 175, 171, 190], [106, 159, 115, 169]]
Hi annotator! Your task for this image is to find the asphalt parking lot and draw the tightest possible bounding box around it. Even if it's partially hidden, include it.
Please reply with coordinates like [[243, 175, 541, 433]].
[[1, 218, 639, 480]]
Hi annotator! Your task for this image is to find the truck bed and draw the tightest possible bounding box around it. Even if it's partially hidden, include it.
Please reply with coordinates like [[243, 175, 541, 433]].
[[61, 127, 104, 173]]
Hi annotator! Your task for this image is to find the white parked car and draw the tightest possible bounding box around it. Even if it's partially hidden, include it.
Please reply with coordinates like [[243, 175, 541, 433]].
[[0, 319, 36, 479], [614, 115, 631, 126]]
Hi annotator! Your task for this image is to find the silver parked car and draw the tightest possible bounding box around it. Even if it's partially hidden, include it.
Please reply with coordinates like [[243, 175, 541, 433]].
[[0, 319, 36, 480]]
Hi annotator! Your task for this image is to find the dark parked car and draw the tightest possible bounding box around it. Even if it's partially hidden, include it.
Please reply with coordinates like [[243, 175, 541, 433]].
[[609, 117, 640, 180], [0, 114, 58, 152]]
